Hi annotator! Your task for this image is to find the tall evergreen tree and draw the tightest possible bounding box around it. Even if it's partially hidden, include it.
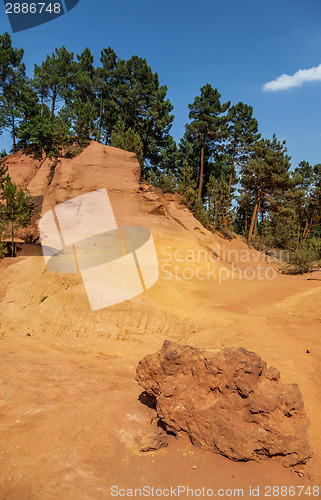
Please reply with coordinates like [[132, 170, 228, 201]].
[[207, 175, 229, 229], [33, 46, 74, 117], [302, 163, 321, 243], [63, 47, 96, 142], [97, 47, 119, 144], [0, 32, 27, 151], [291, 161, 314, 248], [177, 159, 197, 207], [115, 55, 174, 165], [241, 135, 291, 243], [224, 102, 260, 226], [186, 84, 230, 200], [0, 177, 32, 256]]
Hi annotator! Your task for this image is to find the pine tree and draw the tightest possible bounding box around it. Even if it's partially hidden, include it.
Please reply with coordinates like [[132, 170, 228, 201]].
[[63, 47, 96, 144], [206, 175, 229, 229], [0, 162, 9, 188], [114, 55, 174, 165], [67, 99, 95, 144], [97, 47, 119, 144], [224, 102, 260, 226], [0, 165, 7, 256], [0, 32, 27, 151], [33, 46, 74, 117], [110, 120, 144, 166], [18, 106, 71, 157], [291, 161, 314, 248], [242, 135, 291, 243], [177, 159, 197, 207], [0, 177, 32, 256], [186, 84, 230, 200], [302, 163, 321, 243]]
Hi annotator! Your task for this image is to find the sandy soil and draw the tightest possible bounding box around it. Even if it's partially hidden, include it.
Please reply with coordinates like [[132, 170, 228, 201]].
[[0, 143, 320, 499]]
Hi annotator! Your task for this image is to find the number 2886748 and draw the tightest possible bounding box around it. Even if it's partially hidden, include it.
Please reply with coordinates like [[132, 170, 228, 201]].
[[5, 3, 61, 14]]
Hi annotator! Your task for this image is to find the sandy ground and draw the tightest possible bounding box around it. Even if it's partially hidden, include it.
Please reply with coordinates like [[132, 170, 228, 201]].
[[1, 143, 320, 499]]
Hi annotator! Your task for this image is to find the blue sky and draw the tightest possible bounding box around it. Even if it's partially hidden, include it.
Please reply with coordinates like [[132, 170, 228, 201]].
[[1, 0, 321, 168]]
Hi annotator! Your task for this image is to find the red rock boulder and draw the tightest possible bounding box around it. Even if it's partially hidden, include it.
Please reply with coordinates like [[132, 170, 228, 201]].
[[136, 341, 312, 467]]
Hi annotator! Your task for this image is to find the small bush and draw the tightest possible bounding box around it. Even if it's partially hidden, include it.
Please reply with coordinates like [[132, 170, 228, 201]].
[[0, 238, 7, 259], [40, 295, 48, 303], [157, 171, 177, 193], [308, 237, 321, 260], [63, 143, 83, 158], [48, 159, 59, 184], [191, 200, 210, 228], [219, 227, 236, 240], [110, 121, 144, 167], [282, 246, 317, 275], [147, 169, 177, 193]]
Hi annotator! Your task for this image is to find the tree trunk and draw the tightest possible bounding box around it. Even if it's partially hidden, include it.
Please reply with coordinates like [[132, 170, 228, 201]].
[[296, 220, 301, 250], [12, 113, 16, 153], [198, 133, 205, 200], [303, 209, 316, 242], [302, 220, 309, 241], [248, 186, 262, 243], [253, 199, 261, 239], [224, 148, 235, 227], [11, 220, 14, 257], [51, 88, 57, 117], [195, 163, 200, 186], [98, 90, 103, 143], [232, 201, 242, 223]]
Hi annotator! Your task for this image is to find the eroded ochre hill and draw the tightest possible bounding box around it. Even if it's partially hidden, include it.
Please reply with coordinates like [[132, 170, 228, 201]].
[[0, 142, 320, 499]]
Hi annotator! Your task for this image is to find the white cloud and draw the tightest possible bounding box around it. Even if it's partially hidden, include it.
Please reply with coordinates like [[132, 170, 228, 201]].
[[263, 63, 321, 91]]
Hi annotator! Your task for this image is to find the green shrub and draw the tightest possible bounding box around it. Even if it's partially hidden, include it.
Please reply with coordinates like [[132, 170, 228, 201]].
[[110, 120, 144, 167], [308, 237, 321, 260], [282, 246, 317, 275], [158, 171, 177, 193], [147, 169, 177, 193], [219, 227, 236, 240], [191, 199, 210, 228], [0, 238, 7, 259], [63, 143, 83, 158]]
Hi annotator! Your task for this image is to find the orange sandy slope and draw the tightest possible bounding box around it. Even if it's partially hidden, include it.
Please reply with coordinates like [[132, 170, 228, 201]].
[[0, 142, 320, 499]]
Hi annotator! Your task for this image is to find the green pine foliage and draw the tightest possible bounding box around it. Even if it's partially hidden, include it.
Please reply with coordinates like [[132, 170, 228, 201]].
[[207, 175, 229, 230], [1, 32, 321, 260], [0, 32, 27, 152], [282, 246, 317, 275], [110, 120, 144, 167], [186, 84, 230, 200], [0, 174, 32, 256], [177, 160, 197, 206]]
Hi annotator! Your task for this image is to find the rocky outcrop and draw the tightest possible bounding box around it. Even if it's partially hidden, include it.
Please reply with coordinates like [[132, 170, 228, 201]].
[[5, 143, 142, 241], [139, 427, 169, 452], [136, 341, 312, 466]]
